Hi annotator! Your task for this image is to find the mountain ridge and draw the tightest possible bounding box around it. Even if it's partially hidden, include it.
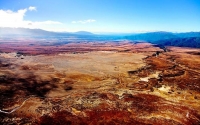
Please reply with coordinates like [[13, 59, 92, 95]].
[[0, 27, 94, 36], [0, 27, 200, 48]]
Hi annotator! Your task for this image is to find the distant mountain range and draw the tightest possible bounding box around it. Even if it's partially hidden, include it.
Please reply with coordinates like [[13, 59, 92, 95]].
[[0, 27, 94, 36], [0, 27, 200, 48], [124, 31, 200, 48], [0, 28, 55, 37], [74, 31, 94, 35], [124, 31, 200, 41], [151, 37, 200, 48]]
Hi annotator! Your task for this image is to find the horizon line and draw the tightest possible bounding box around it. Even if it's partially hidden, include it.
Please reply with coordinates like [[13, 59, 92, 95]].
[[0, 27, 200, 34]]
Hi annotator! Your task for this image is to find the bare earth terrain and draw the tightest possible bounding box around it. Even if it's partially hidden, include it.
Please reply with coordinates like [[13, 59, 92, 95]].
[[0, 41, 200, 124]]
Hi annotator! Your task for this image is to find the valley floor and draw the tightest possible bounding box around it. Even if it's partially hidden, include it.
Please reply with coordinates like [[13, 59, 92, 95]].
[[0, 41, 200, 124]]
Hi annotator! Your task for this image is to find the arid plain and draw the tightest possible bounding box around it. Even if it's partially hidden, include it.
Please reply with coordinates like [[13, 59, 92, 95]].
[[0, 41, 200, 124]]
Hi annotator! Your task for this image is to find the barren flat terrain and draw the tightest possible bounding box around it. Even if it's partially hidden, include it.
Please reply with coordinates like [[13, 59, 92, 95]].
[[0, 41, 200, 124]]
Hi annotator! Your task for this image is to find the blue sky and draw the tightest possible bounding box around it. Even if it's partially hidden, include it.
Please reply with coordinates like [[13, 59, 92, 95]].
[[0, 0, 200, 33]]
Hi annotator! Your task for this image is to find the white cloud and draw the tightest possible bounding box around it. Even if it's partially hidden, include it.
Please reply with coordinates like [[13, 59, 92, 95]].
[[72, 19, 96, 24], [28, 6, 37, 11], [0, 7, 62, 29], [0, 9, 27, 22], [0, 8, 27, 27]]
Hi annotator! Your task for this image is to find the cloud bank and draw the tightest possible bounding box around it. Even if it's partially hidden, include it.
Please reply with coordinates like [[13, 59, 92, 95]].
[[0, 6, 62, 29], [72, 19, 96, 24]]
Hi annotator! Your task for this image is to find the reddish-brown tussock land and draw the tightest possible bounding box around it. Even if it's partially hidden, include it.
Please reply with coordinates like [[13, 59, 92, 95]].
[[0, 41, 200, 124]]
